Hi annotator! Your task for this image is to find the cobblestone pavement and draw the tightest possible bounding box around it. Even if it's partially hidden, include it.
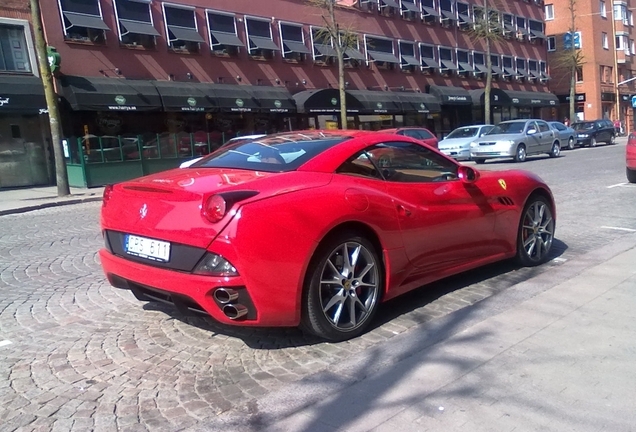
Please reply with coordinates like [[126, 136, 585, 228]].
[[1, 142, 635, 431]]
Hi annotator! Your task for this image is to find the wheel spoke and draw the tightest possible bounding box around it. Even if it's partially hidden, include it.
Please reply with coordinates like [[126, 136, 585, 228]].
[[525, 237, 536, 256], [349, 244, 361, 268], [523, 235, 535, 248], [354, 296, 368, 314], [323, 290, 345, 312], [332, 301, 344, 326], [355, 263, 375, 281], [326, 259, 342, 278], [348, 297, 357, 327]]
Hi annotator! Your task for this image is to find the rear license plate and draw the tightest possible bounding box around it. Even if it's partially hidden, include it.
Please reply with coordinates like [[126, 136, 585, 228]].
[[125, 234, 171, 262]]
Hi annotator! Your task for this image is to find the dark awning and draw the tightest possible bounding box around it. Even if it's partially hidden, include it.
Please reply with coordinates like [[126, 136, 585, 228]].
[[380, 0, 399, 7], [60, 76, 162, 111], [428, 85, 471, 105], [63, 12, 110, 31], [503, 67, 516, 77], [440, 60, 458, 71], [503, 23, 516, 33], [474, 63, 490, 74], [292, 89, 365, 113], [211, 31, 244, 47], [119, 19, 160, 36], [505, 90, 559, 107], [203, 84, 260, 112], [492, 66, 504, 75], [283, 40, 311, 54], [459, 62, 474, 72], [368, 51, 401, 64], [441, 10, 457, 21], [458, 13, 473, 24], [421, 58, 439, 69], [469, 88, 512, 106], [529, 70, 541, 78], [344, 47, 366, 61], [249, 36, 280, 51], [249, 86, 296, 113], [516, 68, 529, 77], [422, 6, 440, 17], [530, 29, 547, 39], [153, 81, 217, 112], [0, 75, 46, 114], [401, 55, 420, 66], [401, 1, 419, 12], [396, 92, 440, 113], [347, 90, 402, 114], [167, 25, 205, 43], [314, 44, 337, 57]]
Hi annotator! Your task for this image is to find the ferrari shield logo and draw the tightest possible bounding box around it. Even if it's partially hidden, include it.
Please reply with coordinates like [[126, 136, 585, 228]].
[[498, 179, 507, 190], [139, 204, 148, 219]]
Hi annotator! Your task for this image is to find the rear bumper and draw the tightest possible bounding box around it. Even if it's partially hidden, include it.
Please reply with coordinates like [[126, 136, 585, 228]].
[[99, 249, 298, 326]]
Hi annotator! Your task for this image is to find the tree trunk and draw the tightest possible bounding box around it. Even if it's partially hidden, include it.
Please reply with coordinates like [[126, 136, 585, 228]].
[[569, 65, 576, 123], [30, 0, 70, 196], [338, 53, 347, 129]]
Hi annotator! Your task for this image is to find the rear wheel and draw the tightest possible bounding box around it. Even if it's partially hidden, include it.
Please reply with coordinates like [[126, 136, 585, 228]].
[[516, 195, 555, 267], [549, 142, 560, 158], [514, 144, 527, 162], [301, 234, 383, 341], [566, 137, 575, 150], [627, 168, 636, 183], [474, 158, 486, 164]]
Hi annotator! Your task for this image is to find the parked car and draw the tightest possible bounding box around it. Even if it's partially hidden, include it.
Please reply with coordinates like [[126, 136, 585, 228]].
[[438, 125, 494, 160], [180, 134, 266, 168], [470, 119, 560, 163], [627, 131, 636, 183], [100, 130, 556, 341], [548, 121, 576, 150], [381, 127, 438, 149], [572, 119, 616, 147]]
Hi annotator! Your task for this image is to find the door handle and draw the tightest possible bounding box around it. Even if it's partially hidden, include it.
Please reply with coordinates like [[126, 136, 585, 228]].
[[397, 205, 412, 217]]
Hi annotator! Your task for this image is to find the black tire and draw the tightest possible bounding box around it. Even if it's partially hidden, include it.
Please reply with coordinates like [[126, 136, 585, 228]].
[[566, 137, 575, 150], [549, 142, 560, 158], [609, 134, 616, 145], [514, 144, 527, 162], [516, 195, 555, 267], [301, 233, 383, 341], [590, 136, 597, 147], [627, 167, 636, 183], [474, 158, 486, 164]]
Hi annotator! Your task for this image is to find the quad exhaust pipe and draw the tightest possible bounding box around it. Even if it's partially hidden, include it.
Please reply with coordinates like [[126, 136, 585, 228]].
[[213, 288, 239, 304], [222, 304, 248, 320]]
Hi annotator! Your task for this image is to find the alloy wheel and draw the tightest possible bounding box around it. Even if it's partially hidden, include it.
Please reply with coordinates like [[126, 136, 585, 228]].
[[520, 200, 554, 263], [318, 241, 380, 332], [515, 145, 527, 162], [567, 137, 574, 150]]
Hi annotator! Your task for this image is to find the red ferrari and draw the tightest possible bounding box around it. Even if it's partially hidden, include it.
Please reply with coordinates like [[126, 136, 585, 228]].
[[100, 130, 556, 341]]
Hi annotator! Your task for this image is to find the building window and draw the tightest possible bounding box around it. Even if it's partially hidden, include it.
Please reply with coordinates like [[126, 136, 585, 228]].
[[400, 0, 420, 20], [421, 0, 440, 24], [616, 34, 626, 51], [438, 46, 456, 74], [547, 36, 556, 51], [528, 20, 546, 42], [576, 66, 583, 82], [341, 32, 365, 67], [439, 0, 456, 27], [515, 57, 528, 80], [631, 39, 636, 55], [365, 35, 399, 70], [311, 27, 335, 64], [419, 43, 437, 73], [163, 4, 203, 52], [502, 14, 515, 37], [614, 3, 626, 21], [516, 16, 527, 40], [399, 40, 419, 71], [502, 55, 514, 79], [245, 16, 279, 58], [473, 51, 488, 77], [114, 0, 158, 48], [378, 0, 399, 17], [491, 54, 502, 77], [457, 2, 473, 29], [0, 24, 32, 72], [358, 0, 379, 13], [528, 59, 539, 81], [600, 0, 606, 18], [58, 0, 109, 44], [540, 61, 550, 82], [545, 4, 554, 20], [279, 22, 309, 61], [456, 49, 473, 74], [207, 11, 243, 55], [629, 10, 634, 25], [602, 32, 609, 49]]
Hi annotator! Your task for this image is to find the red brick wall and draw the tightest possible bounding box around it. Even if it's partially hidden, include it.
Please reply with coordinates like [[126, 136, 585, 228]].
[[0, 0, 31, 21]]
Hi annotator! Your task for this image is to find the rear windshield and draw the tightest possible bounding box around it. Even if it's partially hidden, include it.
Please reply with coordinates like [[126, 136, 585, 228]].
[[572, 122, 594, 130], [446, 127, 479, 139], [190, 132, 350, 172], [487, 121, 527, 135]]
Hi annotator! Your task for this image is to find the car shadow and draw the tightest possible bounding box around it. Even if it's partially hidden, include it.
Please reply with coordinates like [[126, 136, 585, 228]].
[[142, 238, 568, 349]]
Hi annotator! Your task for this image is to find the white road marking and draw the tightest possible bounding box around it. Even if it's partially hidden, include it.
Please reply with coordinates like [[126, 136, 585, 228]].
[[601, 226, 636, 232], [0, 340, 12, 348], [552, 257, 568, 263], [607, 183, 627, 188]]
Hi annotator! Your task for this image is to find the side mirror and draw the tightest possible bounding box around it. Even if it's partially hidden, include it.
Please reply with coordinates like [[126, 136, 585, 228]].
[[458, 165, 480, 184], [527, 129, 537, 135]]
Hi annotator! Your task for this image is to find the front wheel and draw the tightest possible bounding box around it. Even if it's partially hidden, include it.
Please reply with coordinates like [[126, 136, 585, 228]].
[[590, 137, 597, 147], [549, 142, 560, 158], [516, 195, 555, 267], [627, 167, 636, 183], [301, 234, 383, 341], [514, 144, 527, 162], [474, 158, 486, 164], [609, 134, 616, 145]]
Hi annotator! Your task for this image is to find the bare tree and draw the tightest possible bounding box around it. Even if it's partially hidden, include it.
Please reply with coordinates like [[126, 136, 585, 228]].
[[30, 0, 70, 196], [468, 0, 504, 124], [307, 0, 358, 129]]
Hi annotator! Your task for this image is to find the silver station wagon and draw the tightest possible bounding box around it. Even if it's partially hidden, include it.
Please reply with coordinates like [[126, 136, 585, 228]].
[[470, 119, 560, 163]]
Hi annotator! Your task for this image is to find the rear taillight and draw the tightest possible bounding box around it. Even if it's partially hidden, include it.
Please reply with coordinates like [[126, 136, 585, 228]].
[[102, 184, 114, 207], [201, 190, 259, 223]]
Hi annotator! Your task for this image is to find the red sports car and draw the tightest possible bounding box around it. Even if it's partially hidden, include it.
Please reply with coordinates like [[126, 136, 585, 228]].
[[381, 127, 439, 149], [627, 131, 636, 183], [100, 130, 556, 341]]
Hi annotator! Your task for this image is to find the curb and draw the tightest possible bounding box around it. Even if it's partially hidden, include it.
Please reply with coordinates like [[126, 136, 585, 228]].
[[0, 196, 103, 217]]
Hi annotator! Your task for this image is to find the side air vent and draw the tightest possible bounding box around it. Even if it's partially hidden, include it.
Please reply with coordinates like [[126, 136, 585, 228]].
[[498, 197, 515, 206]]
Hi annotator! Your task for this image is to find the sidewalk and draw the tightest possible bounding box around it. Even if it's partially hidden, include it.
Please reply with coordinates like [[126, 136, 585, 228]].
[[0, 185, 104, 216], [206, 233, 636, 432]]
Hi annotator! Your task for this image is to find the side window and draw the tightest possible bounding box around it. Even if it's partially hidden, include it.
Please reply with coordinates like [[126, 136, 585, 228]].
[[526, 121, 538, 132], [402, 129, 421, 139], [480, 126, 494, 136], [365, 141, 458, 183], [537, 121, 550, 132], [418, 129, 434, 139], [336, 152, 383, 180]]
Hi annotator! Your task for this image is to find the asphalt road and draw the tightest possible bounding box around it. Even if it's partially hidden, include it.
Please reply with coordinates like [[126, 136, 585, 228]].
[[0, 139, 634, 431]]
